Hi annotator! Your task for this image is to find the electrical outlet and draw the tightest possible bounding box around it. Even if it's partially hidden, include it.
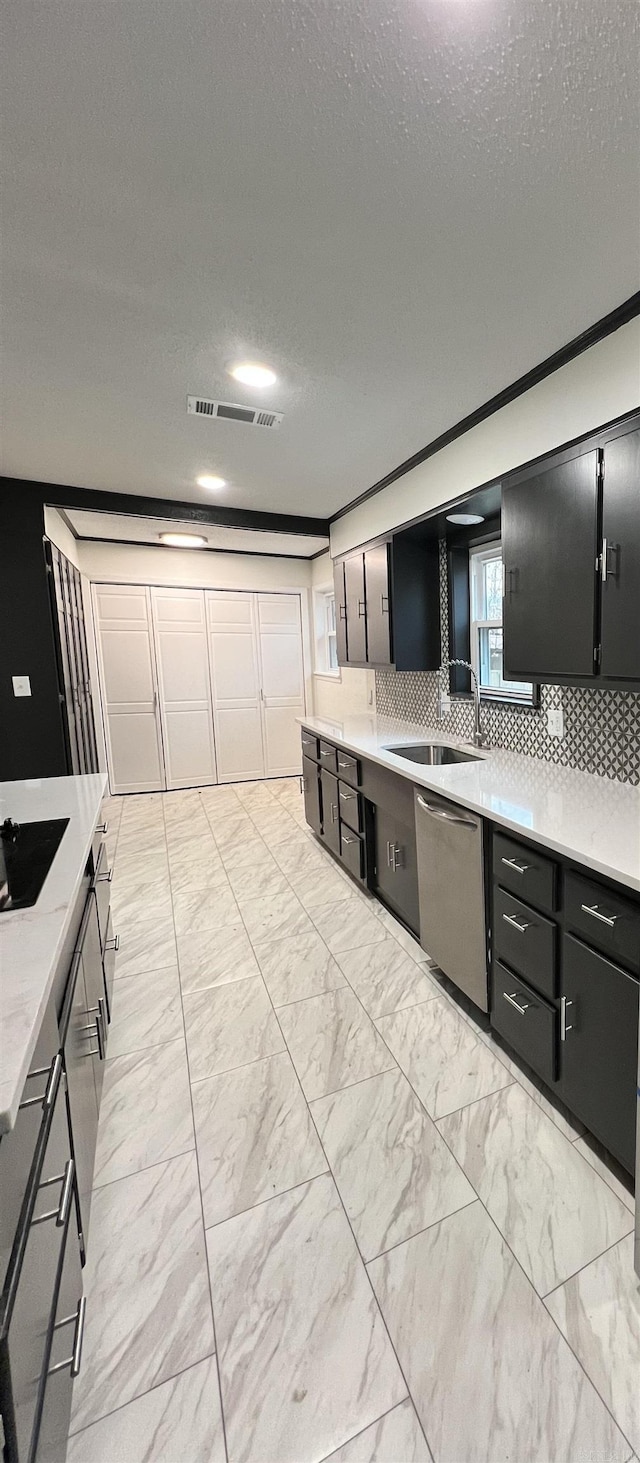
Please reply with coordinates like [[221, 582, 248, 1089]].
[[547, 708, 564, 738], [12, 675, 32, 698], [439, 694, 451, 720]]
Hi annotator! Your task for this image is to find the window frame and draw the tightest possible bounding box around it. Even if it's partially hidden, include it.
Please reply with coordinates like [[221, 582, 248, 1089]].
[[469, 541, 536, 705], [313, 587, 341, 679]]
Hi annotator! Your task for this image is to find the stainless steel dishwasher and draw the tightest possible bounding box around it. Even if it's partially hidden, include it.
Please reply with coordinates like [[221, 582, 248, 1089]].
[[414, 789, 488, 1011]]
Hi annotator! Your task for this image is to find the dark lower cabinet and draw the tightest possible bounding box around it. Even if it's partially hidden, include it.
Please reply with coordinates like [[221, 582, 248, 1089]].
[[60, 897, 106, 1258], [302, 756, 322, 838], [373, 807, 419, 935], [600, 424, 640, 682], [557, 935, 639, 1173], [320, 769, 341, 856], [491, 961, 557, 1086]]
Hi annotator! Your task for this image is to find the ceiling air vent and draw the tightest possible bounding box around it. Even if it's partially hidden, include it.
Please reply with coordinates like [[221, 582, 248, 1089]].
[[187, 396, 283, 429]]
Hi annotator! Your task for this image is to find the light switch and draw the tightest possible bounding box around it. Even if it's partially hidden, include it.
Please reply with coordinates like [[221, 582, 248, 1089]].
[[547, 708, 564, 738], [12, 675, 32, 698]]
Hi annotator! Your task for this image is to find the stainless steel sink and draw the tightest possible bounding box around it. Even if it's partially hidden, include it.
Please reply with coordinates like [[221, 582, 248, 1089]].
[[384, 742, 482, 765]]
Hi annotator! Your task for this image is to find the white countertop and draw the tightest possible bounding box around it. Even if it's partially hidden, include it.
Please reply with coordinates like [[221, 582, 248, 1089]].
[[0, 773, 106, 1133], [299, 715, 640, 895]]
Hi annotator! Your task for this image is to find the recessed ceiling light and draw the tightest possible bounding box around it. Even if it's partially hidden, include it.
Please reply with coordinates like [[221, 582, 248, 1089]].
[[159, 532, 207, 548], [446, 512, 485, 525], [229, 362, 277, 388], [197, 475, 226, 491]]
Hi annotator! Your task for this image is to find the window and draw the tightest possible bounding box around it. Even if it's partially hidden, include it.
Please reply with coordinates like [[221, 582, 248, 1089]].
[[469, 543, 535, 703], [314, 589, 339, 676]]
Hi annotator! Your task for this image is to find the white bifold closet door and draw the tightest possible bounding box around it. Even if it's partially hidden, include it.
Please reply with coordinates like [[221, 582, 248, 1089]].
[[206, 591, 305, 782], [149, 588, 217, 790], [92, 585, 165, 793]]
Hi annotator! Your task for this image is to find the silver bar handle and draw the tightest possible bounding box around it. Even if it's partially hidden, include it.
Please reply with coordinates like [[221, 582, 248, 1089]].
[[339, 603, 347, 620], [95, 867, 113, 883], [49, 1295, 87, 1378], [358, 599, 366, 618], [32, 1159, 74, 1228], [502, 912, 530, 934], [560, 995, 573, 1041], [342, 834, 358, 845], [330, 803, 338, 824], [96, 821, 109, 835], [19, 1052, 62, 1112], [392, 843, 404, 871], [340, 789, 357, 800], [501, 856, 530, 874], [386, 840, 393, 868], [580, 902, 617, 928], [503, 991, 529, 1016], [105, 932, 120, 952], [380, 594, 389, 613], [416, 794, 477, 828]]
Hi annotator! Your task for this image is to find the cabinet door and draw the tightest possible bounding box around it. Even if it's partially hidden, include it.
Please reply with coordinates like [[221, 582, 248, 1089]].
[[374, 807, 419, 936], [364, 545, 392, 665], [600, 426, 640, 682], [256, 594, 305, 777], [344, 554, 367, 664], [558, 934, 639, 1173], [93, 584, 165, 793], [302, 756, 322, 838], [502, 449, 599, 679], [150, 587, 217, 789], [333, 560, 348, 665], [320, 769, 340, 855], [206, 592, 265, 781]]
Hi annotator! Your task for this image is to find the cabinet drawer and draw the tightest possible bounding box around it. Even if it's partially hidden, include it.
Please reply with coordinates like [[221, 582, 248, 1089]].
[[91, 842, 112, 955], [491, 961, 557, 1085], [318, 740, 338, 774], [493, 833, 558, 913], [301, 729, 319, 762], [564, 871, 640, 975], [338, 782, 363, 833], [340, 826, 364, 882], [494, 887, 557, 1000], [335, 750, 360, 786]]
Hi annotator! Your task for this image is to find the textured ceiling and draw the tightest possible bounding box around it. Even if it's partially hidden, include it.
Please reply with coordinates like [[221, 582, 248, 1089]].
[[1, 0, 638, 517]]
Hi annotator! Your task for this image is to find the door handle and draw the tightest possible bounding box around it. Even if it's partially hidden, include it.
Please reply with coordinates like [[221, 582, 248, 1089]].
[[416, 795, 477, 828], [560, 995, 573, 1041], [600, 538, 619, 582], [501, 912, 531, 934], [391, 843, 404, 872], [339, 604, 347, 621], [386, 840, 393, 868], [330, 803, 338, 823], [503, 991, 529, 1016], [357, 600, 366, 618], [48, 1295, 87, 1379], [580, 902, 618, 928]]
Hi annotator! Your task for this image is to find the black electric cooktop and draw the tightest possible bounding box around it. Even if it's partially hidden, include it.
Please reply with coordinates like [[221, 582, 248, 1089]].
[[0, 818, 70, 912]]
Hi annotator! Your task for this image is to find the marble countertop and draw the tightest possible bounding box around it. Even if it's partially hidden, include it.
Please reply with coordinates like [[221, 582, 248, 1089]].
[[299, 714, 640, 895], [0, 773, 106, 1133]]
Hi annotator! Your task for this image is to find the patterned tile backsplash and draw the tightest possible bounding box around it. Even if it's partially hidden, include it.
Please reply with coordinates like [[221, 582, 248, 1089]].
[[376, 543, 640, 785]]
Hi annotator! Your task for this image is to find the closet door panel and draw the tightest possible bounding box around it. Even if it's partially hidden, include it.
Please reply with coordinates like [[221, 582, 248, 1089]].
[[206, 592, 265, 782], [150, 588, 217, 790], [256, 594, 305, 778], [94, 585, 165, 794]]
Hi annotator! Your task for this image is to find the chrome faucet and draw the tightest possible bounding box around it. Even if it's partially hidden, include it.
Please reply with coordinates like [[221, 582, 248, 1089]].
[[441, 659, 490, 749]]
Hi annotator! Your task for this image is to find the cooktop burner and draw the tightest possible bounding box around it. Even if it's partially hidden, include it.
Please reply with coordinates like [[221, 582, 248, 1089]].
[[0, 817, 70, 911]]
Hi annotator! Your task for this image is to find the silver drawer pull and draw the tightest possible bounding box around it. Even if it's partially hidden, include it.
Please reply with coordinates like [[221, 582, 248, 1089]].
[[342, 834, 358, 845], [502, 912, 531, 934], [97, 820, 109, 835], [49, 1295, 87, 1378], [416, 795, 477, 828], [580, 903, 618, 929], [19, 1053, 62, 1112], [560, 995, 573, 1041], [105, 932, 120, 952], [338, 757, 352, 769], [95, 867, 113, 884], [501, 856, 530, 874], [340, 789, 357, 800], [503, 991, 529, 1016], [32, 1159, 74, 1228]]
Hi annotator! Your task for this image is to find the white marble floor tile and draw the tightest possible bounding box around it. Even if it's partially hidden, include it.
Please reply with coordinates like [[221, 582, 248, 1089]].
[[219, 837, 271, 872], [573, 1135, 635, 1212], [183, 976, 284, 1081], [253, 930, 347, 1006], [374, 907, 428, 964], [368, 1201, 630, 1463], [110, 868, 171, 920], [545, 1234, 640, 1455], [193, 1051, 327, 1227], [376, 997, 512, 1120], [93, 1039, 194, 1187], [114, 915, 177, 979], [226, 860, 290, 902], [336, 939, 439, 1019], [67, 1356, 225, 1463], [278, 987, 395, 1101], [237, 888, 315, 944], [177, 922, 259, 993], [323, 1399, 432, 1463], [210, 814, 257, 848], [438, 1083, 634, 1295], [107, 965, 183, 1058], [168, 848, 228, 894], [272, 838, 328, 877], [70, 1152, 214, 1433], [206, 1172, 406, 1463], [172, 882, 239, 938], [311, 1069, 475, 1261], [311, 898, 388, 955], [288, 864, 357, 909]]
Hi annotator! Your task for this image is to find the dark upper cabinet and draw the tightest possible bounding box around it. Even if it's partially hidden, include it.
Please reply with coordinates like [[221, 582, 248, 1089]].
[[600, 425, 640, 682], [344, 553, 367, 663], [502, 448, 599, 680], [333, 559, 348, 665], [364, 545, 392, 666], [335, 529, 440, 672]]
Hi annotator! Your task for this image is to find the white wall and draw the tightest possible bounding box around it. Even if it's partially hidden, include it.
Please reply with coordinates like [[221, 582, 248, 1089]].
[[310, 550, 375, 720], [331, 317, 640, 556]]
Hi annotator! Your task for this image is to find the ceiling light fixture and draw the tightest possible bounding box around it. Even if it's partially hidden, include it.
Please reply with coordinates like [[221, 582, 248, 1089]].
[[446, 512, 485, 526], [159, 532, 207, 548], [196, 475, 226, 490], [229, 362, 277, 388]]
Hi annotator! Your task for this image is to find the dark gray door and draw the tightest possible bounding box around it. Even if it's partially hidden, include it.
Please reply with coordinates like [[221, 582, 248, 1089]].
[[502, 449, 599, 679], [558, 934, 639, 1173], [344, 554, 367, 664], [600, 426, 640, 681], [374, 806, 419, 936], [320, 769, 340, 855], [302, 756, 322, 837], [364, 545, 392, 665], [333, 560, 348, 665]]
